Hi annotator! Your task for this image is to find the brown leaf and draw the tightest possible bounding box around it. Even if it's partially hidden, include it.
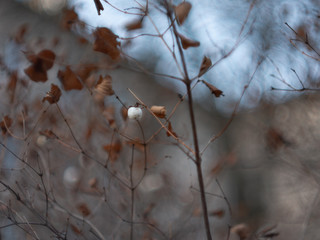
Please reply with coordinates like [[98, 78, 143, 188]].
[[42, 84, 61, 104], [150, 106, 166, 118], [93, 27, 121, 60], [62, 8, 79, 30], [166, 121, 178, 138], [24, 50, 56, 82], [70, 224, 82, 235], [231, 224, 250, 240], [201, 80, 224, 97], [174, 2, 192, 25], [77, 203, 91, 217], [121, 107, 128, 121], [76, 64, 98, 82], [93, 0, 104, 15], [58, 66, 83, 91], [178, 33, 200, 49], [95, 75, 114, 96], [7, 71, 18, 103], [14, 24, 28, 44], [0, 116, 12, 135], [210, 209, 225, 218], [103, 140, 122, 162], [198, 56, 212, 77], [125, 18, 143, 31]]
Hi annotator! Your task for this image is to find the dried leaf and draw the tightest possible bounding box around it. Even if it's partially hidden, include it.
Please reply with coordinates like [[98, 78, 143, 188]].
[[62, 8, 79, 30], [0, 116, 12, 135], [178, 33, 200, 49], [210, 209, 225, 218], [166, 121, 178, 138], [150, 106, 166, 118], [174, 2, 192, 25], [103, 140, 122, 162], [125, 18, 143, 31], [42, 84, 61, 104], [93, 27, 120, 60], [201, 80, 224, 97], [24, 50, 55, 82], [77, 203, 91, 217], [76, 64, 98, 82], [70, 224, 82, 235], [93, 0, 104, 15], [7, 71, 18, 103], [14, 24, 28, 44], [198, 56, 212, 77], [231, 224, 250, 240], [121, 107, 128, 121], [89, 178, 98, 188], [95, 75, 114, 96], [58, 66, 83, 91]]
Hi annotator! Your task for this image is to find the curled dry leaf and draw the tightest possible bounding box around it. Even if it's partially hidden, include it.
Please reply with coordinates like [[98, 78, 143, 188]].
[[77, 203, 91, 217], [231, 224, 250, 240], [62, 8, 79, 30], [178, 33, 200, 49], [93, 0, 104, 15], [198, 56, 212, 77], [24, 50, 56, 82], [125, 18, 144, 31], [42, 84, 61, 104], [174, 2, 192, 25], [150, 105, 166, 118], [95, 75, 114, 96], [58, 66, 83, 91], [166, 121, 178, 138], [201, 80, 224, 97], [93, 27, 120, 60], [0, 116, 12, 135]]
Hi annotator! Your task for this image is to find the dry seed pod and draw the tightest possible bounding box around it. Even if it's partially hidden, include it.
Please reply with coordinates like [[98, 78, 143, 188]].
[[174, 2, 192, 25], [95, 75, 114, 96], [150, 106, 166, 118]]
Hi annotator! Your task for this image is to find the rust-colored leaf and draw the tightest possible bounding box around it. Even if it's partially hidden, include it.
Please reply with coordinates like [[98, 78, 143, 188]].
[[121, 107, 128, 121], [150, 106, 166, 118], [58, 66, 83, 91], [70, 224, 82, 235], [24, 50, 55, 82], [174, 2, 192, 25], [198, 56, 212, 77], [178, 33, 200, 49], [0, 116, 12, 135], [201, 80, 224, 97], [231, 224, 250, 240], [93, 27, 121, 60], [7, 71, 18, 103], [77, 203, 91, 217], [42, 84, 61, 104], [103, 140, 122, 162], [76, 64, 98, 82], [210, 209, 225, 218], [62, 8, 79, 30], [14, 24, 28, 44], [93, 0, 104, 15], [95, 75, 114, 96], [125, 18, 143, 31], [166, 121, 178, 138]]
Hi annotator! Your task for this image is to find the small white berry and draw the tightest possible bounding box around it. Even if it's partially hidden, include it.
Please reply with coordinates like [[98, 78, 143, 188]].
[[63, 166, 80, 189], [127, 107, 143, 120], [36, 135, 47, 146]]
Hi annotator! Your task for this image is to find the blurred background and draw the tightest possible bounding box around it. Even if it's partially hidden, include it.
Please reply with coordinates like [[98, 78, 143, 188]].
[[0, 0, 320, 239]]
